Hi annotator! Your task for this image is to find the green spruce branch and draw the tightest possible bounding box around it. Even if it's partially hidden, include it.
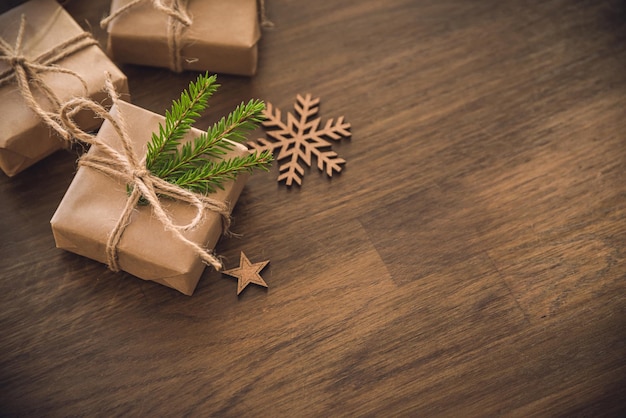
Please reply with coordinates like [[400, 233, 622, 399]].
[[146, 73, 218, 171], [144, 72, 273, 195]]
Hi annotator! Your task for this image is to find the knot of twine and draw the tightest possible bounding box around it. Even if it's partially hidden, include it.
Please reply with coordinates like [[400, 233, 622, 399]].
[[100, 0, 191, 73], [9, 55, 26, 66], [59, 72, 231, 272], [0, 15, 98, 140], [133, 168, 151, 180]]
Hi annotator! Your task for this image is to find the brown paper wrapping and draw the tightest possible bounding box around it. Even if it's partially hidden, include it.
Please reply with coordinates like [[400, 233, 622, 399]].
[[50, 100, 249, 296], [0, 0, 129, 177], [105, 0, 260, 76]]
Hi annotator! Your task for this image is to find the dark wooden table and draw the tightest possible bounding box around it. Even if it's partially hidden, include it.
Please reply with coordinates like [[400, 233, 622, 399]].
[[2, 0, 625, 416]]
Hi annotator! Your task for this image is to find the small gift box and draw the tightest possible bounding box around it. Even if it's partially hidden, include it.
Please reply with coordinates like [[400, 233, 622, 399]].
[[102, 0, 261, 75], [0, 0, 129, 177], [50, 100, 250, 295]]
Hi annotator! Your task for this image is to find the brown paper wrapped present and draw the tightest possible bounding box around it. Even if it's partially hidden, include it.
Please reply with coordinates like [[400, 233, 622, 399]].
[[50, 100, 249, 295], [0, 0, 129, 177], [102, 0, 261, 75]]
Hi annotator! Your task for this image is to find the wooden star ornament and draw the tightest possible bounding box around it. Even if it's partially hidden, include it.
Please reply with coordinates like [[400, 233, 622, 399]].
[[222, 252, 270, 295]]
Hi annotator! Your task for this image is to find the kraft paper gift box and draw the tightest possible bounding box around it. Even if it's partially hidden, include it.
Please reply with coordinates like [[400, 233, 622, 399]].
[[50, 100, 249, 296], [0, 0, 129, 177], [102, 0, 261, 75]]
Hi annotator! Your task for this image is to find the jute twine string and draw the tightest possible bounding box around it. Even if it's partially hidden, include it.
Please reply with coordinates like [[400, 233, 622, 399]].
[[259, 0, 274, 28], [100, 0, 191, 72], [0, 15, 98, 140], [59, 73, 231, 271]]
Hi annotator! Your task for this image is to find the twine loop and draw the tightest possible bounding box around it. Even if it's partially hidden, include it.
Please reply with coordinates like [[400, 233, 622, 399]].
[[0, 15, 98, 140], [59, 72, 231, 272]]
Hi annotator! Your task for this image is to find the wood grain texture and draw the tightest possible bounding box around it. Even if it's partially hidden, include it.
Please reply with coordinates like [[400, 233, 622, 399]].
[[1, 0, 625, 416]]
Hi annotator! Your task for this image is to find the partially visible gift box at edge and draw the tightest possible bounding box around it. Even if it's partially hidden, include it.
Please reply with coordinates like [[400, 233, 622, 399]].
[[0, 0, 128, 177], [102, 0, 261, 75]]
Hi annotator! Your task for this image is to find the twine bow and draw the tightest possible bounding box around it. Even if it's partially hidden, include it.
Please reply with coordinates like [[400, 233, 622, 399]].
[[100, 0, 191, 73], [59, 73, 231, 272], [0, 15, 98, 140]]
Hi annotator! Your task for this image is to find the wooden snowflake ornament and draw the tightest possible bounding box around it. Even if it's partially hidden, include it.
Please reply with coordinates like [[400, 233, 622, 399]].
[[249, 94, 351, 186]]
